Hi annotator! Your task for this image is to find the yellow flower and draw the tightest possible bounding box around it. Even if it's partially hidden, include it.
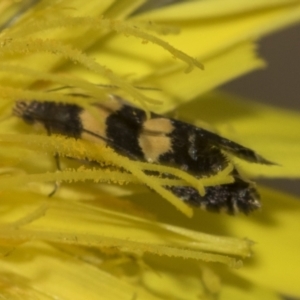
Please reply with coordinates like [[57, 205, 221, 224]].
[[0, 1, 299, 299]]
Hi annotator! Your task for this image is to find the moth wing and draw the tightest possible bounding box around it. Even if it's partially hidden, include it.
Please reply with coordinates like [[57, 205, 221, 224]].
[[195, 128, 275, 165]]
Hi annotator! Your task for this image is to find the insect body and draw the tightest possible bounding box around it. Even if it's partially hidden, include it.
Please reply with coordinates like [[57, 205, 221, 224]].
[[14, 96, 273, 214]]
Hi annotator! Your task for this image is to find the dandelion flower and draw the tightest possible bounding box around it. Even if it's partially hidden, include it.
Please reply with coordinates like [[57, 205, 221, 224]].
[[0, 1, 299, 299]]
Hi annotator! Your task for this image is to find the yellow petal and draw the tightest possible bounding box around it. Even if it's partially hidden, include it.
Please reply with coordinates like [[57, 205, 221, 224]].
[[0, 241, 160, 300], [134, 0, 300, 60], [106, 0, 300, 78], [230, 187, 300, 297]]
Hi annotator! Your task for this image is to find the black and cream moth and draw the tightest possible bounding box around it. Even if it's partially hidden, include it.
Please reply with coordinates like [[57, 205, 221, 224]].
[[13, 96, 273, 214]]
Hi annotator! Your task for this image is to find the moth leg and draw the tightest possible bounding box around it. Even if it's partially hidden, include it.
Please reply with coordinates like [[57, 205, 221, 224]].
[[48, 153, 61, 197], [45, 126, 62, 197]]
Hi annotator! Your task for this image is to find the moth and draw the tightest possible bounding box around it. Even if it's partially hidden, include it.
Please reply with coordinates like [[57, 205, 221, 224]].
[[13, 95, 273, 214]]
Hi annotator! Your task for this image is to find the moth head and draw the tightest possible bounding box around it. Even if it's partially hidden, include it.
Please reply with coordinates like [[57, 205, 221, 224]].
[[13, 101, 36, 124]]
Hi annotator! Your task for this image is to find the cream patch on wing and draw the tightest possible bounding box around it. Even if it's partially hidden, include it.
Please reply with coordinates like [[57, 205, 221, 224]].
[[80, 99, 123, 143], [139, 118, 174, 163]]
